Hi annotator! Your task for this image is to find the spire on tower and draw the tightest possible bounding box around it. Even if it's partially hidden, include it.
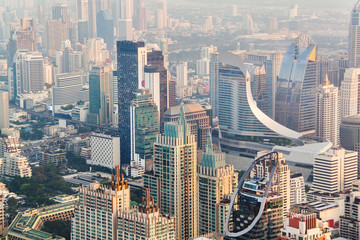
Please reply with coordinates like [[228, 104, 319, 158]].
[[322, 74, 330, 86]]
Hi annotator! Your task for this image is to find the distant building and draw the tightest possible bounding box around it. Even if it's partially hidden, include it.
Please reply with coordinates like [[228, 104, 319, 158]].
[[96, 10, 114, 50], [144, 105, 198, 240], [0, 152, 32, 178], [312, 148, 358, 194], [16, 18, 36, 52], [349, 1, 360, 68], [0, 91, 9, 130], [340, 68, 360, 118], [88, 133, 120, 169], [117, 41, 146, 163], [71, 167, 130, 239], [39, 150, 66, 167], [88, 65, 113, 125], [46, 19, 67, 56], [163, 103, 211, 150], [130, 89, 159, 170], [316, 76, 340, 146], [176, 62, 188, 87]]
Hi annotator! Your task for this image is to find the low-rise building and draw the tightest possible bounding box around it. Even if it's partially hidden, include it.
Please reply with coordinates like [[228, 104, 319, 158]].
[[39, 150, 66, 167]]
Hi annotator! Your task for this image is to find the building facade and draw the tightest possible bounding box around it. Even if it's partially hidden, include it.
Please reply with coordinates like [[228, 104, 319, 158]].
[[88, 133, 120, 169], [340, 68, 360, 119], [117, 41, 146, 163], [290, 173, 306, 207], [0, 152, 32, 178], [349, 1, 360, 68], [0, 91, 9, 130], [340, 191, 360, 240], [144, 105, 198, 240]]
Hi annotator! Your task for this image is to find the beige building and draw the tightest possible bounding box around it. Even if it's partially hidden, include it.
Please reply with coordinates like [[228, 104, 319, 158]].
[[316, 75, 340, 146], [0, 91, 9, 130], [340, 68, 360, 118], [71, 166, 130, 239], [197, 132, 238, 237], [144, 105, 198, 239], [0, 152, 32, 178], [117, 189, 175, 240]]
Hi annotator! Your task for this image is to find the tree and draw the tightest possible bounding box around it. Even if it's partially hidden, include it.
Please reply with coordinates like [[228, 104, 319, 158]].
[[42, 220, 71, 239], [7, 197, 18, 221]]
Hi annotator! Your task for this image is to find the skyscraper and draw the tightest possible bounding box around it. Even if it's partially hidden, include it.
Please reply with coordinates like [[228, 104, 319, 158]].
[[316, 75, 340, 146], [0, 91, 9, 130], [312, 148, 358, 194], [144, 105, 198, 240], [176, 62, 188, 87], [275, 34, 318, 133], [340, 68, 360, 118], [130, 89, 159, 169], [198, 132, 238, 236], [46, 19, 67, 56], [89, 65, 113, 125], [349, 1, 360, 68], [16, 18, 36, 52], [117, 41, 146, 163], [96, 10, 114, 50], [76, 0, 97, 39], [147, 50, 169, 126]]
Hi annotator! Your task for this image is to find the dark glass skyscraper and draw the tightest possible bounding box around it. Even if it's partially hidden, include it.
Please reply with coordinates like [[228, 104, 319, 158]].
[[117, 41, 146, 164], [96, 10, 114, 50]]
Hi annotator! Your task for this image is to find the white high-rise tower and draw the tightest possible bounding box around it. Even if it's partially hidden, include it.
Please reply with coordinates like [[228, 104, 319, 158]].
[[349, 1, 360, 67]]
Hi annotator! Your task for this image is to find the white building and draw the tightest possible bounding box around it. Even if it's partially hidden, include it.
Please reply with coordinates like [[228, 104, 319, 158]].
[[0, 152, 32, 178], [290, 173, 306, 206], [176, 62, 188, 87], [312, 148, 358, 194], [340, 191, 360, 240], [0, 91, 9, 130], [144, 66, 160, 120], [316, 76, 340, 146], [349, 1, 360, 68], [88, 133, 120, 169], [340, 68, 360, 119], [196, 59, 210, 76]]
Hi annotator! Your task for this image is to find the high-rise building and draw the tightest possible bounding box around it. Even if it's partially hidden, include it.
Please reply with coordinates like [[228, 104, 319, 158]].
[[52, 72, 89, 114], [56, 41, 85, 73], [163, 103, 211, 150], [16, 18, 36, 52], [312, 148, 358, 194], [340, 191, 360, 240], [0, 91, 9, 130], [0, 152, 32, 178], [144, 105, 198, 240], [130, 89, 159, 169], [88, 65, 113, 125], [226, 152, 285, 239], [71, 166, 130, 239], [340, 68, 360, 118], [96, 10, 114, 50], [117, 41, 147, 163], [146, 50, 169, 125], [14, 51, 44, 93], [159, 0, 168, 28], [349, 1, 360, 68], [76, 0, 97, 38], [88, 133, 120, 169], [275, 34, 318, 133], [267, 17, 278, 33], [117, 189, 176, 239], [315, 75, 340, 146], [290, 173, 307, 206], [133, 1, 147, 31], [169, 79, 176, 107], [176, 62, 188, 87], [197, 132, 238, 236], [46, 19, 68, 56]]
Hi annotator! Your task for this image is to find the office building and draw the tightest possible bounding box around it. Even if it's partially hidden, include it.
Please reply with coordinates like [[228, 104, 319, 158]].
[[349, 1, 360, 68], [197, 132, 238, 236], [144, 105, 198, 240], [163, 103, 211, 150], [226, 152, 285, 239], [147, 50, 169, 126], [312, 148, 358, 194], [52, 72, 89, 114], [96, 10, 114, 50], [16, 18, 36, 52], [340, 191, 360, 240], [117, 41, 146, 163], [130, 89, 159, 170], [315, 75, 340, 146], [14, 51, 45, 93], [76, 0, 97, 38], [71, 166, 130, 239], [39, 150, 66, 167], [176, 62, 188, 87], [0, 91, 9, 130], [0, 152, 32, 178], [88, 134, 120, 169], [88, 65, 113, 125], [56, 42, 85, 74], [243, 49, 283, 119], [169, 79, 176, 107], [275, 34, 318, 133], [46, 19, 67, 56], [290, 173, 306, 206], [340, 68, 360, 118], [278, 209, 331, 240], [117, 189, 175, 239], [133, 1, 147, 31], [52, 4, 71, 39]]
